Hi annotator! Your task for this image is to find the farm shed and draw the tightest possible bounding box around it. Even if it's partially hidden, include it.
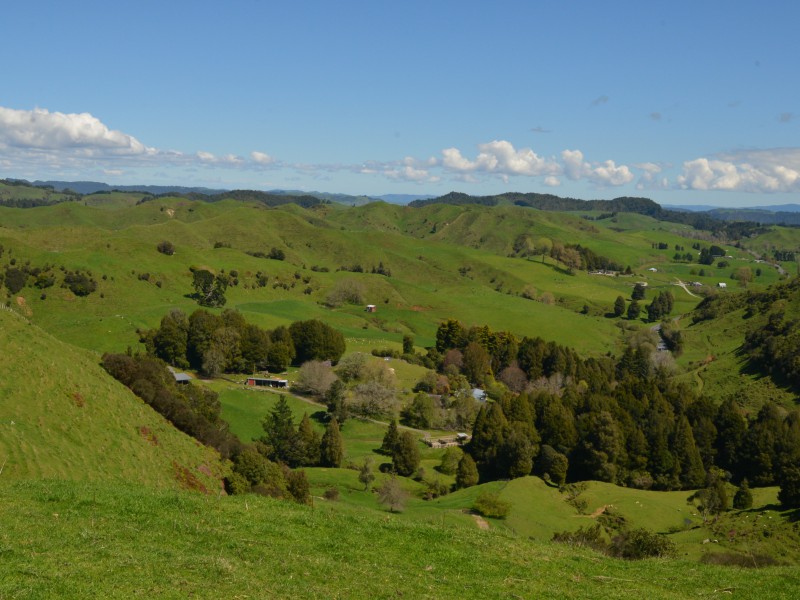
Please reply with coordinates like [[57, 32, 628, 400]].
[[246, 377, 288, 388]]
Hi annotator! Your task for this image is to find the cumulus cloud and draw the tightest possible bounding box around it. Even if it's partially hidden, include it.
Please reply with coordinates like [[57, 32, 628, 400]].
[[560, 149, 634, 186], [0, 106, 152, 155], [543, 176, 560, 187], [677, 149, 800, 192], [0, 106, 280, 175], [442, 140, 560, 177]]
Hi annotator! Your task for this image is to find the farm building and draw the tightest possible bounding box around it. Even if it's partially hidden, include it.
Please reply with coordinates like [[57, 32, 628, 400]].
[[245, 377, 288, 388], [365, 304, 377, 313], [173, 372, 192, 384], [424, 433, 470, 448]]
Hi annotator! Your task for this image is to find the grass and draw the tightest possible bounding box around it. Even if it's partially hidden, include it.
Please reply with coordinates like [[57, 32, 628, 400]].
[[2, 479, 799, 599], [0, 310, 224, 491]]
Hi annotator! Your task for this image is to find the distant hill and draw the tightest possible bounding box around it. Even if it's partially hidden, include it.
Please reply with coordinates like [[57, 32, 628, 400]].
[[33, 180, 229, 195]]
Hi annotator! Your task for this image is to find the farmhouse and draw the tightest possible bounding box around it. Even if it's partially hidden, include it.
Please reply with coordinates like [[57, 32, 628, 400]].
[[245, 377, 288, 389]]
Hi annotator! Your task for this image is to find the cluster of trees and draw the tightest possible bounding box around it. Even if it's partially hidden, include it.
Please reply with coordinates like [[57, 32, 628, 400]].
[[259, 396, 343, 469], [140, 308, 345, 377], [1, 257, 98, 298], [645, 291, 674, 322], [428, 316, 800, 507], [743, 310, 800, 389]]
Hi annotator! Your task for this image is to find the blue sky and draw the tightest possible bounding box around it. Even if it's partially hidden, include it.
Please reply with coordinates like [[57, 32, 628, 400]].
[[1, 1, 798, 206]]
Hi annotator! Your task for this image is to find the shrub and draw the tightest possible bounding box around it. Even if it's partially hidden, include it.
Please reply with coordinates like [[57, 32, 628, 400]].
[[552, 524, 608, 553], [611, 528, 676, 559], [473, 491, 511, 519], [323, 487, 340, 501], [157, 240, 176, 255]]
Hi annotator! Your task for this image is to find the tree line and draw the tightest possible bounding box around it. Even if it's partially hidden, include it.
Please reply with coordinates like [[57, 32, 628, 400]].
[[139, 308, 346, 377]]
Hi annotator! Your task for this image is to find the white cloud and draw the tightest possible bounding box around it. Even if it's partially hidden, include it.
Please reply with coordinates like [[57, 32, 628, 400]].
[[543, 176, 560, 187], [442, 140, 559, 177], [0, 107, 152, 155], [251, 151, 275, 165], [560, 149, 634, 186], [677, 149, 800, 192]]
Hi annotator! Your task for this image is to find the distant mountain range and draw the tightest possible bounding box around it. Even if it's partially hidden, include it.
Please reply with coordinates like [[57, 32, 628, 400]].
[[30, 180, 432, 206]]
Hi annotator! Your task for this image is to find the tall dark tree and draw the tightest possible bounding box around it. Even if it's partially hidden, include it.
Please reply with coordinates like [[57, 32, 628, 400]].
[[260, 397, 302, 466], [392, 430, 421, 477], [455, 453, 479, 489], [289, 319, 346, 364], [627, 300, 642, 321], [631, 283, 646, 300], [613, 295, 626, 317], [714, 397, 747, 474], [672, 415, 706, 489], [402, 334, 414, 355], [320, 416, 344, 468], [324, 379, 349, 422], [152, 309, 190, 368], [380, 420, 400, 455], [297, 412, 321, 466]]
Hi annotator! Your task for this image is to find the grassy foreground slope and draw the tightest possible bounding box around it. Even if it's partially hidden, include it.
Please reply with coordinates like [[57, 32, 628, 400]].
[[0, 309, 224, 490], [2, 479, 799, 600]]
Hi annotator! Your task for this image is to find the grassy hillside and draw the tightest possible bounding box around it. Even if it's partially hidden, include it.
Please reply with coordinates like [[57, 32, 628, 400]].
[[0, 309, 225, 490], [2, 478, 798, 599]]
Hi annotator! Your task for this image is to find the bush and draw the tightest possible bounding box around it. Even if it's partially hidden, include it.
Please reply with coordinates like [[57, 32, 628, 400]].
[[157, 240, 176, 255], [611, 528, 676, 559], [323, 487, 340, 501], [473, 491, 511, 519], [552, 524, 608, 553]]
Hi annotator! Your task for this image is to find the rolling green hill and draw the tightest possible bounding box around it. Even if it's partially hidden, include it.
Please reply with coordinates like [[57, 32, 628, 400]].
[[0, 308, 225, 490]]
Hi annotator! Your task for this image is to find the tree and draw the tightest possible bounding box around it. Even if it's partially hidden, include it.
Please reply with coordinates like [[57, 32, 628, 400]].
[[438, 446, 463, 475], [778, 464, 800, 508], [358, 457, 375, 490], [297, 412, 321, 466], [294, 360, 337, 397], [627, 300, 641, 321], [380, 420, 400, 455], [157, 240, 175, 255], [402, 334, 415, 355], [324, 379, 349, 422], [687, 469, 729, 521], [733, 478, 753, 510], [351, 380, 396, 418], [613, 295, 626, 317], [455, 453, 479, 489], [392, 431, 420, 477], [320, 416, 344, 468], [534, 444, 568, 486], [260, 397, 302, 466], [402, 392, 436, 429], [672, 415, 706, 489], [192, 269, 227, 307], [631, 283, 646, 301], [733, 266, 754, 287], [462, 341, 492, 386], [152, 309, 190, 368], [289, 319, 346, 364], [376, 475, 407, 512]]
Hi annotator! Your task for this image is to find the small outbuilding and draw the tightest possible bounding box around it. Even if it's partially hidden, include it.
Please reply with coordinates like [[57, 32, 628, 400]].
[[365, 304, 377, 313], [246, 377, 288, 389], [173, 372, 192, 385]]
